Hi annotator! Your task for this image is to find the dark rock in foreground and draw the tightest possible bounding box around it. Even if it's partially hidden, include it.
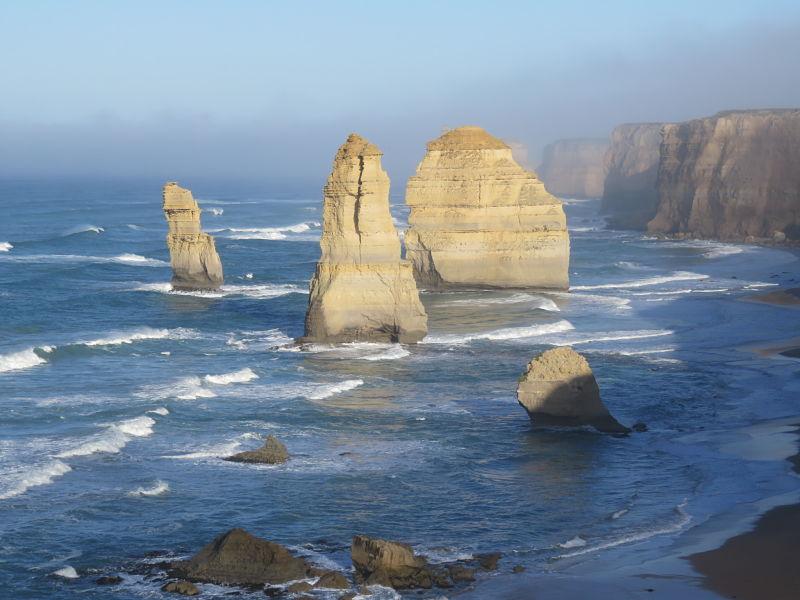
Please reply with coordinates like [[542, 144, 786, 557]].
[[95, 575, 123, 585], [314, 570, 350, 589], [224, 435, 289, 465], [162, 580, 199, 596], [351, 535, 435, 589]]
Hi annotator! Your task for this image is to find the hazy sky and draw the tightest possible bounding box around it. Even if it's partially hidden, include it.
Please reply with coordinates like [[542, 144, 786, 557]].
[[1, 0, 799, 190]]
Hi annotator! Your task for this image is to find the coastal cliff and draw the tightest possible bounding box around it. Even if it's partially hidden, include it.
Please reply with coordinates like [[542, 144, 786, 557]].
[[301, 134, 427, 343], [600, 123, 665, 230], [648, 109, 800, 241], [405, 126, 570, 289], [538, 138, 608, 198], [162, 182, 223, 290]]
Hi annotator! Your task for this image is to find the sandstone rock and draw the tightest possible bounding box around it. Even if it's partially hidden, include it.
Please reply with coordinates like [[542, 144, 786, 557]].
[[287, 581, 313, 593], [538, 138, 608, 199], [351, 535, 433, 589], [405, 126, 570, 289], [161, 580, 199, 596], [475, 552, 501, 571], [170, 528, 313, 586], [162, 182, 224, 291], [601, 123, 665, 230], [648, 110, 800, 241], [517, 347, 630, 434], [224, 435, 288, 465], [447, 564, 476, 582], [301, 134, 427, 343], [314, 571, 350, 589]]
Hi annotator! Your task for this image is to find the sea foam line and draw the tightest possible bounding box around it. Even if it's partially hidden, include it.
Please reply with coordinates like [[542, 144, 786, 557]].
[[571, 271, 708, 291], [0, 242, 12, 252], [56, 415, 156, 458], [204, 367, 259, 385], [128, 480, 170, 497], [0, 346, 54, 374], [132, 282, 306, 299], [213, 221, 321, 240], [307, 379, 364, 400], [0, 253, 167, 267], [422, 320, 574, 345], [0, 460, 72, 500]]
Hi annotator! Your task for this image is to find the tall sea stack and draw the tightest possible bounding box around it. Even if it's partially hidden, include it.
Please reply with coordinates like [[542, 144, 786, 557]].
[[405, 126, 570, 289], [648, 109, 800, 241], [162, 182, 224, 291], [538, 138, 608, 199], [301, 134, 427, 343]]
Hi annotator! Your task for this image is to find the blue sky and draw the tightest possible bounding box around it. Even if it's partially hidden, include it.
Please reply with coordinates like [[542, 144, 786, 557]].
[[1, 1, 799, 185]]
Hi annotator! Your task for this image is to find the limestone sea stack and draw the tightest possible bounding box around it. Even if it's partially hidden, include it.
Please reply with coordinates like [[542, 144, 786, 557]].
[[648, 109, 800, 241], [516, 347, 629, 434], [405, 126, 570, 289], [600, 123, 665, 230], [538, 138, 608, 199], [301, 134, 427, 343], [162, 182, 224, 291]]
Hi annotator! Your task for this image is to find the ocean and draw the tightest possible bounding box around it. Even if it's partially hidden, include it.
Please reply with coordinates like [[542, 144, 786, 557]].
[[1, 179, 799, 598]]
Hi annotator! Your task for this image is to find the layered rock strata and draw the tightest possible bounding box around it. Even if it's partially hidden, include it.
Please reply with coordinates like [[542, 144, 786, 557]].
[[405, 126, 570, 289], [601, 123, 665, 229], [648, 109, 800, 241], [538, 138, 608, 198], [517, 347, 629, 433], [162, 182, 223, 290], [302, 134, 427, 343]]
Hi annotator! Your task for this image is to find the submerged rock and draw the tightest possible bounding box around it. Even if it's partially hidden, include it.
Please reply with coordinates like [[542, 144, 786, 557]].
[[95, 575, 123, 585], [301, 134, 427, 343], [170, 528, 313, 586], [351, 535, 434, 589], [161, 580, 199, 596], [223, 435, 288, 465], [405, 126, 570, 289], [538, 138, 608, 199], [517, 347, 630, 434], [162, 182, 224, 291]]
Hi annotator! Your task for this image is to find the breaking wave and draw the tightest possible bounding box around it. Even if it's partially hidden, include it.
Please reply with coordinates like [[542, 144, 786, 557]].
[[128, 480, 170, 497], [56, 415, 156, 458], [0, 242, 12, 252], [52, 566, 79, 579], [571, 271, 708, 291], [307, 379, 364, 400], [0, 460, 72, 500], [214, 221, 321, 240], [422, 320, 574, 344], [360, 346, 411, 361], [447, 294, 560, 311], [558, 536, 587, 549], [0, 346, 54, 374], [63, 224, 104, 236], [82, 327, 191, 347], [204, 367, 259, 385], [566, 329, 674, 345], [207, 208, 224, 216], [0, 253, 167, 267], [132, 282, 305, 299]]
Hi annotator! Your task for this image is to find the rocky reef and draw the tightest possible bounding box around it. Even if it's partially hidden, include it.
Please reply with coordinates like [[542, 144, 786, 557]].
[[223, 435, 288, 465], [301, 134, 427, 343], [517, 347, 629, 433], [600, 123, 665, 230], [648, 109, 800, 241], [162, 182, 224, 290], [538, 138, 608, 198], [405, 126, 570, 289]]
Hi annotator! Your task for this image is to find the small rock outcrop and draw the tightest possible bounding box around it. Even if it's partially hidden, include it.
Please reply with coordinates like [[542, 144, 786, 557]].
[[405, 126, 570, 289], [601, 123, 665, 230], [538, 138, 608, 199], [516, 347, 629, 433], [161, 581, 199, 596], [162, 182, 223, 291], [170, 529, 313, 586], [648, 109, 800, 241], [223, 435, 288, 465], [351, 535, 433, 589], [301, 134, 427, 343], [314, 571, 350, 589]]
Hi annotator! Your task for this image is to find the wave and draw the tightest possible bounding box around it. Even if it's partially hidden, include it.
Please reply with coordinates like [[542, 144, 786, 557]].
[[0, 460, 72, 500], [204, 367, 259, 385], [632, 287, 729, 297], [360, 346, 411, 361], [571, 271, 708, 291], [615, 261, 650, 270], [422, 320, 574, 345], [111, 254, 169, 267], [567, 329, 673, 345], [128, 480, 169, 497], [165, 440, 242, 460], [132, 282, 305, 299], [0, 253, 167, 267], [214, 221, 321, 240], [56, 415, 156, 458], [307, 379, 364, 400], [52, 566, 79, 579], [558, 536, 587, 549], [0, 346, 53, 374], [82, 327, 186, 347], [227, 329, 294, 351], [138, 376, 217, 401], [147, 407, 170, 416], [63, 224, 104, 236], [446, 294, 560, 311], [0, 242, 12, 252], [549, 292, 631, 312], [207, 208, 224, 216]]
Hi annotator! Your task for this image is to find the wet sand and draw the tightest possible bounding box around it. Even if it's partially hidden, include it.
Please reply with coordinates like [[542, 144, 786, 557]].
[[745, 286, 800, 307]]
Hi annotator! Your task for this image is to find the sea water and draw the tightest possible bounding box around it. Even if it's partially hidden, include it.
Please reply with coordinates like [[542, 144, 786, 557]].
[[1, 180, 799, 598]]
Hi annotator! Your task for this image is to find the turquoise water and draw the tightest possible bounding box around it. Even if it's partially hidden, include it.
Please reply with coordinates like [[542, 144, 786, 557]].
[[1, 179, 799, 598]]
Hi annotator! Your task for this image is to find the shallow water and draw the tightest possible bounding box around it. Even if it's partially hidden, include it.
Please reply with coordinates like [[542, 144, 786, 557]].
[[1, 181, 799, 598]]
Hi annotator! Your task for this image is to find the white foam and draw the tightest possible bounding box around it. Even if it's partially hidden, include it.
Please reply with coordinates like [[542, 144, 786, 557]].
[[360, 346, 411, 361], [52, 566, 79, 579], [111, 254, 169, 267], [558, 536, 587, 549], [0, 347, 50, 373], [207, 208, 224, 216], [551, 292, 632, 312], [571, 271, 708, 291], [415, 546, 474, 564], [615, 261, 649, 270], [244, 272, 254, 279], [307, 379, 364, 400], [447, 294, 560, 311], [0, 460, 72, 500], [204, 367, 259, 385], [57, 416, 155, 458], [128, 480, 170, 497], [0, 242, 12, 252], [0, 254, 166, 267], [216, 221, 321, 240], [65, 224, 104, 235], [147, 407, 170, 416], [567, 329, 674, 345], [612, 508, 629, 520], [165, 440, 242, 460], [422, 319, 574, 344], [704, 245, 744, 259], [82, 327, 192, 347], [131, 282, 305, 299]]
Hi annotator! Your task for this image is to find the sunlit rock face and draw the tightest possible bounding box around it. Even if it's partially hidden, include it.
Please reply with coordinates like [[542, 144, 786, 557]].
[[648, 109, 800, 242], [600, 123, 665, 230], [538, 138, 608, 199], [162, 182, 223, 291], [405, 126, 570, 290], [301, 134, 427, 343]]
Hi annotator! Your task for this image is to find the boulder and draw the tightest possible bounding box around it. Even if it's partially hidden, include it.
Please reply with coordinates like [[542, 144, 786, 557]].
[[405, 126, 570, 289], [170, 528, 313, 586], [301, 134, 427, 343], [351, 535, 433, 589], [162, 182, 224, 291], [313, 570, 350, 589], [161, 580, 199, 596], [224, 435, 288, 465], [517, 347, 630, 434]]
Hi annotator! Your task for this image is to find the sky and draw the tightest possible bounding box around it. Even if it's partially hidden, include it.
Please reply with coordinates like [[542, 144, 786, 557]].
[[1, 0, 799, 190]]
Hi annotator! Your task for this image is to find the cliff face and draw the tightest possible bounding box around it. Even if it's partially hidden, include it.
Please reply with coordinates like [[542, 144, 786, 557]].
[[601, 123, 665, 229], [538, 138, 608, 198], [162, 182, 223, 290], [648, 110, 800, 241], [302, 134, 427, 343], [405, 126, 570, 290]]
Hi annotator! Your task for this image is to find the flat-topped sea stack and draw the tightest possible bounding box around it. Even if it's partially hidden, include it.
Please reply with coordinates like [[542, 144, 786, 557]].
[[301, 134, 427, 343], [517, 347, 629, 434], [538, 138, 608, 199], [648, 109, 800, 242], [162, 182, 223, 291], [405, 126, 570, 289]]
